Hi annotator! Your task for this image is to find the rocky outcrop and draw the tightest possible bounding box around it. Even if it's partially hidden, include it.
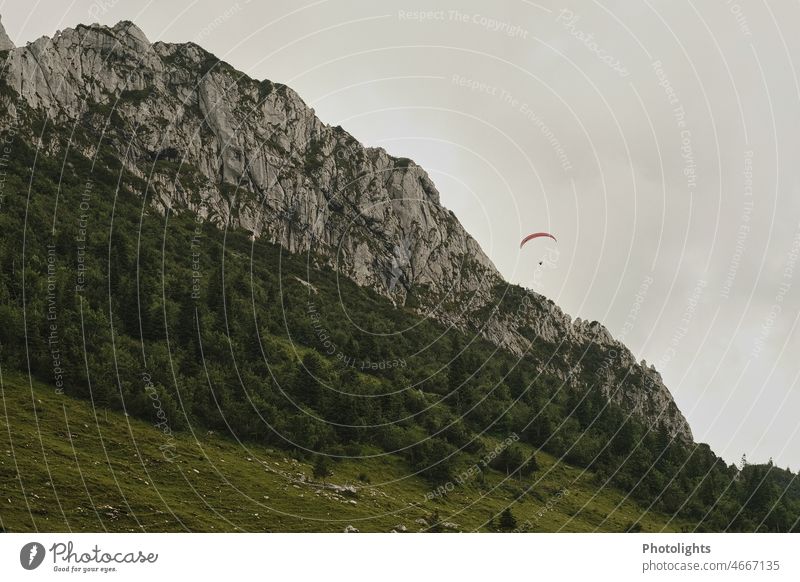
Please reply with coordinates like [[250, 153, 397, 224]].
[[0, 19, 692, 442], [0, 16, 14, 51]]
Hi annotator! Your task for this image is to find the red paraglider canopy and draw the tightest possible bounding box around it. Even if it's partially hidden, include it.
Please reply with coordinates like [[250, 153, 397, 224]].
[[519, 232, 557, 249]]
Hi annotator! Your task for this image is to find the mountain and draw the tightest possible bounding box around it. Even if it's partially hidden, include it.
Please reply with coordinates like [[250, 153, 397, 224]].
[[0, 19, 690, 442], [2, 16, 800, 533]]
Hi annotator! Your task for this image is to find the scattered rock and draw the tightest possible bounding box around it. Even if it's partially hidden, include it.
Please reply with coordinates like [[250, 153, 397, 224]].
[[326, 484, 358, 497]]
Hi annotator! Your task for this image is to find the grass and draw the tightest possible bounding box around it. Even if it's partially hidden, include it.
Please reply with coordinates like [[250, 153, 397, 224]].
[[0, 372, 688, 533]]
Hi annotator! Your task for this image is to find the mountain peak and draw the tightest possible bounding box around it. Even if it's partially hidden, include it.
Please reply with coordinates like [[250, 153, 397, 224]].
[[111, 19, 150, 48], [0, 15, 15, 51]]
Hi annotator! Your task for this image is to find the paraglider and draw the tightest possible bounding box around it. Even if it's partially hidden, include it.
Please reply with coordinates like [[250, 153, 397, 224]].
[[519, 232, 557, 248], [520, 232, 558, 287]]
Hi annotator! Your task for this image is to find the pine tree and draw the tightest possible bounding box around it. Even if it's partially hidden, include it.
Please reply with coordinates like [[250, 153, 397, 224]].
[[524, 452, 540, 476], [447, 335, 468, 392], [313, 456, 332, 483], [499, 507, 517, 531]]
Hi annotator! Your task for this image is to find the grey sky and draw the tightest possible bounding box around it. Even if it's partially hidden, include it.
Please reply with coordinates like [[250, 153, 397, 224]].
[[3, 0, 799, 470]]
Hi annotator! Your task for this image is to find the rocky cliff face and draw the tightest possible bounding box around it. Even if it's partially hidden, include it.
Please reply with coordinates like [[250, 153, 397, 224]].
[[0, 16, 14, 51], [0, 19, 692, 441]]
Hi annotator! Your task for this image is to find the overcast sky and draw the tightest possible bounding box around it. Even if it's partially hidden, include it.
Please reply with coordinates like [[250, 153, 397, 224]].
[[3, 0, 799, 470]]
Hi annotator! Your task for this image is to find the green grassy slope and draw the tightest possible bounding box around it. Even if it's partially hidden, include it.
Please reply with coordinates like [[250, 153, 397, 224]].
[[0, 372, 687, 533]]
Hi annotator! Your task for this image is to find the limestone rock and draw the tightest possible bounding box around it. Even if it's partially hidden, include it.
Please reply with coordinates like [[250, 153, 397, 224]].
[[0, 16, 14, 51]]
